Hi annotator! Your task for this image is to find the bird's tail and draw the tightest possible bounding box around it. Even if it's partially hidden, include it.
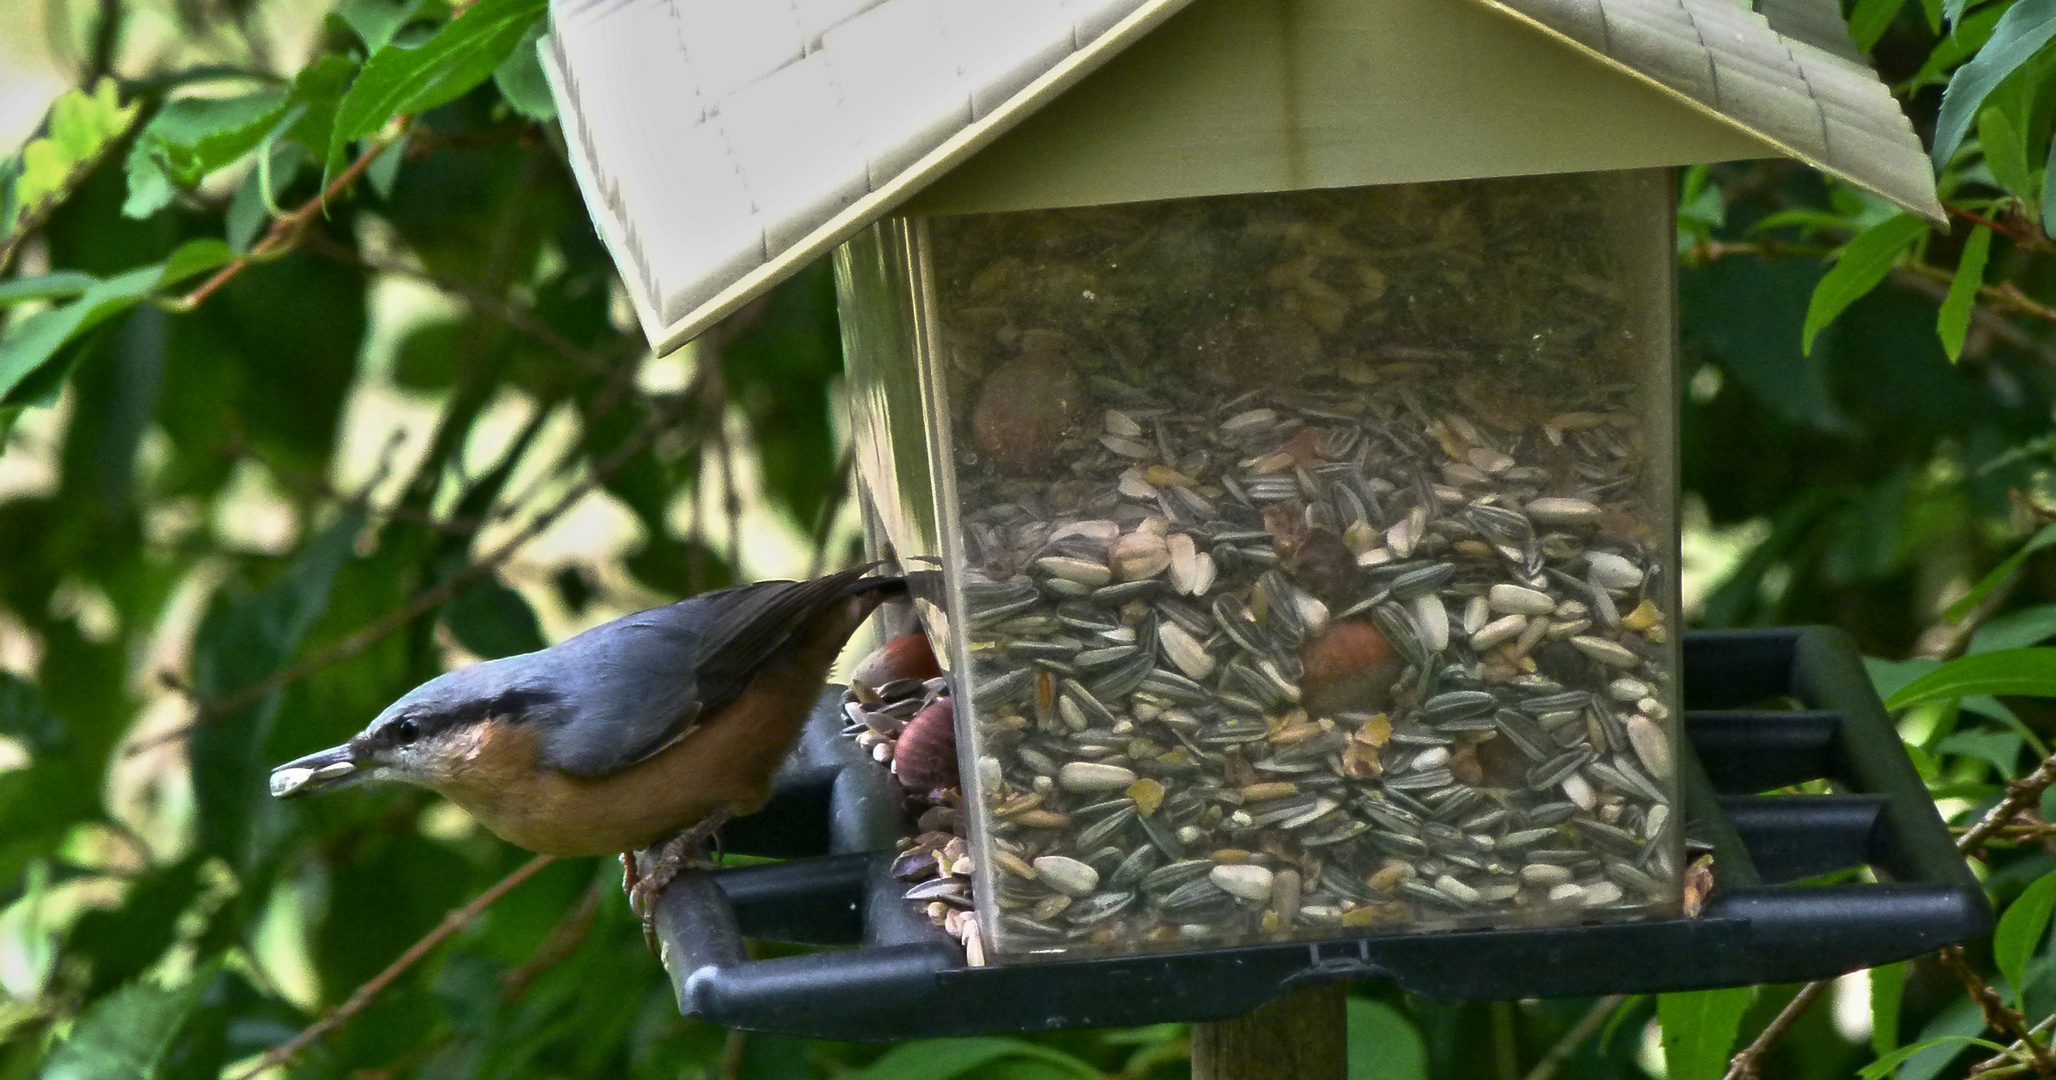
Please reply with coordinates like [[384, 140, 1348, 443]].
[[835, 561, 911, 600]]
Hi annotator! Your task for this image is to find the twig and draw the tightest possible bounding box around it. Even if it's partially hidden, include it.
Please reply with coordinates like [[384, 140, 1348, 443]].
[[163, 122, 406, 314], [301, 234, 618, 379], [1915, 560, 2031, 661], [1491, 1002, 1522, 1080], [1725, 623, 2056, 1077], [806, 442, 857, 580], [130, 376, 700, 753], [1892, 271, 2056, 370], [0, 106, 131, 272], [1940, 945, 2055, 1077], [498, 876, 603, 1003], [1974, 1014, 2056, 1076], [1958, 756, 2056, 856], [1735, 757, 2056, 1078], [708, 374, 743, 579], [1954, 823, 2056, 842], [1721, 980, 1830, 1080], [1692, 236, 2056, 366], [229, 854, 553, 1080], [719, 1029, 748, 1080], [1521, 995, 1627, 1080]]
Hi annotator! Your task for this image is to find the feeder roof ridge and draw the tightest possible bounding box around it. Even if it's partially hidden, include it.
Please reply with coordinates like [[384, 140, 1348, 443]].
[[539, 0, 1942, 356]]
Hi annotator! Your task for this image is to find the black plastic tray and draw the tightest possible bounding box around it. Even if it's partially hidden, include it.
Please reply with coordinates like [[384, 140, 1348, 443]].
[[651, 627, 1990, 1041]]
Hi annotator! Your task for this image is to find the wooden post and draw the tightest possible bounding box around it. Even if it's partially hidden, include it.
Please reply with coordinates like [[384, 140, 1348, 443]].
[[1191, 983, 1348, 1080]]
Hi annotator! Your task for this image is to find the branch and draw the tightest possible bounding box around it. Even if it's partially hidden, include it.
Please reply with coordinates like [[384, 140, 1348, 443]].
[[805, 442, 857, 580], [1727, 755, 2056, 1078], [1521, 995, 1626, 1080], [1958, 755, 2056, 857], [129, 373, 701, 754], [163, 121, 406, 314], [1721, 980, 1830, 1080], [1940, 945, 2055, 1077], [230, 854, 553, 1080], [301, 233, 618, 379], [1892, 271, 2056, 370], [706, 369, 744, 578], [1914, 557, 2030, 662], [498, 875, 602, 1002], [1975, 1014, 2056, 1076]]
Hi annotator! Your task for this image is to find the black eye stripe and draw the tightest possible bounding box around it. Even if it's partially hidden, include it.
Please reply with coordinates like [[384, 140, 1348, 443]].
[[378, 687, 558, 748]]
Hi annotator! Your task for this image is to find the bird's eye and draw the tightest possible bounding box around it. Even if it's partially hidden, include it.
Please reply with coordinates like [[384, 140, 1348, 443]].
[[394, 718, 420, 745]]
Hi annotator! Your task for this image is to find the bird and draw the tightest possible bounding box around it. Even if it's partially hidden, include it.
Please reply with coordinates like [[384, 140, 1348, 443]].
[[268, 563, 905, 942]]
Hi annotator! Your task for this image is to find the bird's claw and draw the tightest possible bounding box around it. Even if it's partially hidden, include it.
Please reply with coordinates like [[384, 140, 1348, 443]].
[[626, 806, 735, 955]]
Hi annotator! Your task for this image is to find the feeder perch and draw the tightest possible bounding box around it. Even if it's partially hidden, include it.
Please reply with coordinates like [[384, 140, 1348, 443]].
[[538, 0, 1971, 1007], [651, 629, 1986, 1039]]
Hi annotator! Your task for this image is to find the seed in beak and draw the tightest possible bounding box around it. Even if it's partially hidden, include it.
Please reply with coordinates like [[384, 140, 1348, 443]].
[[269, 759, 355, 798], [270, 768, 313, 798]]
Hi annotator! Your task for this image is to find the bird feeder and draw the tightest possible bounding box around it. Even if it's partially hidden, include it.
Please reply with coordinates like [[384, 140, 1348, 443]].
[[542, 0, 1949, 970]]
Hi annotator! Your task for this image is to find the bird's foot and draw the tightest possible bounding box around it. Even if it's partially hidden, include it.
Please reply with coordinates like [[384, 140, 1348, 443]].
[[620, 851, 641, 901], [628, 805, 735, 954]]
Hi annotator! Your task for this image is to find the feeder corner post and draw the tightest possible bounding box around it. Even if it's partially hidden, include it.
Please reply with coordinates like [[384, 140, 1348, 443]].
[[1191, 983, 1349, 1080]]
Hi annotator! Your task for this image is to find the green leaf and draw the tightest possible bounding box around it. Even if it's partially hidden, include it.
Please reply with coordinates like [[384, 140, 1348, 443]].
[[160, 238, 236, 287], [1348, 997, 1427, 1080], [3, 79, 139, 236], [1885, 648, 2056, 709], [1948, 524, 2056, 621], [443, 577, 545, 659], [1677, 164, 1725, 254], [0, 271, 97, 306], [836, 1038, 1100, 1080], [1915, 3, 2007, 91], [337, 0, 427, 53], [365, 136, 406, 199], [327, 0, 547, 177], [223, 141, 305, 253], [1979, 107, 2038, 202], [1971, 604, 2056, 653], [0, 673, 64, 754], [39, 967, 216, 1080], [1937, 225, 1992, 362], [282, 55, 361, 167], [2045, 125, 2056, 237], [1860, 1036, 2012, 1080], [0, 238, 228, 426], [1932, 0, 2056, 170], [1937, 728, 2024, 776], [1852, 0, 1910, 49], [1802, 214, 1927, 354], [1659, 987, 1756, 1080], [493, 21, 557, 121], [1872, 963, 1906, 1056], [0, 264, 163, 406], [1997, 872, 2056, 1006], [190, 510, 364, 870], [121, 90, 290, 219]]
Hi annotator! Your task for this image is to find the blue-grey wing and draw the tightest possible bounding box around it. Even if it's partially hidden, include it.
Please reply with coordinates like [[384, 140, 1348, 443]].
[[536, 565, 889, 776]]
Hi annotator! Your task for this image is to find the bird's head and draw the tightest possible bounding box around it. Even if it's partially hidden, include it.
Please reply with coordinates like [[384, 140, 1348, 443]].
[[269, 658, 560, 800]]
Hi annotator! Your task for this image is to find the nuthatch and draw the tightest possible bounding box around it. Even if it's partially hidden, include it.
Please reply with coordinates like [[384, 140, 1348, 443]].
[[269, 564, 904, 929]]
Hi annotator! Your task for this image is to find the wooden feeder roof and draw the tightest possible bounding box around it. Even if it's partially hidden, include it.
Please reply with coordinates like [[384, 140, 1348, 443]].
[[540, 0, 1942, 355]]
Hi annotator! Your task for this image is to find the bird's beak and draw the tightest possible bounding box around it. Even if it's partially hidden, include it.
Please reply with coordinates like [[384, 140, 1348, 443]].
[[269, 743, 362, 799]]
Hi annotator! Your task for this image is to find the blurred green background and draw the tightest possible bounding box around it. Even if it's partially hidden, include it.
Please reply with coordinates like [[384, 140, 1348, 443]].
[[4, 0, 2056, 1078]]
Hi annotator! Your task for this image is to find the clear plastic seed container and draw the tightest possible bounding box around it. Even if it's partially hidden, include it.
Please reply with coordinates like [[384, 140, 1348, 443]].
[[839, 169, 1682, 961]]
